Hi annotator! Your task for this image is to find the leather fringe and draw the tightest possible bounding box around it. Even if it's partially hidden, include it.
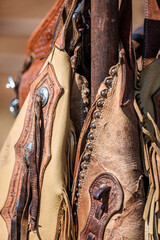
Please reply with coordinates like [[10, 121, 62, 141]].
[[134, 73, 160, 239], [55, 189, 76, 240]]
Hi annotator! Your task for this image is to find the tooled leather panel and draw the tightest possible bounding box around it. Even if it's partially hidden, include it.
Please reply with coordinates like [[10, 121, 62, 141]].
[[26, 0, 64, 61], [1, 63, 63, 233], [152, 88, 160, 130], [80, 173, 123, 240], [18, 0, 64, 108]]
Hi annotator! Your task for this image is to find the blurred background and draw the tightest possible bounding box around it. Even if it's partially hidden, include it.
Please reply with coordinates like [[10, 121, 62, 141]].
[[0, 0, 144, 148]]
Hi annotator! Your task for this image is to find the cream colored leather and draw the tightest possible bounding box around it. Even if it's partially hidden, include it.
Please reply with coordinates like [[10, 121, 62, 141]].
[[0, 47, 76, 239], [29, 47, 76, 240], [0, 95, 30, 239]]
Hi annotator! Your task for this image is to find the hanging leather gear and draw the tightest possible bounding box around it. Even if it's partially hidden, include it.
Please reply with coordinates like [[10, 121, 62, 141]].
[[72, 0, 145, 239], [0, 0, 82, 238], [1, 0, 160, 239], [134, 0, 160, 239]]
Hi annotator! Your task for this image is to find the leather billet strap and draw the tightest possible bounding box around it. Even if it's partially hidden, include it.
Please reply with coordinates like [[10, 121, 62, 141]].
[[119, 0, 135, 105], [119, 0, 133, 69], [143, 0, 160, 67], [55, 0, 81, 50]]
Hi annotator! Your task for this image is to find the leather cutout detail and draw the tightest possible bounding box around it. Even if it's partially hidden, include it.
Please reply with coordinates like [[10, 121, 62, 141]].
[[1, 63, 63, 233], [80, 172, 123, 240], [152, 87, 160, 130]]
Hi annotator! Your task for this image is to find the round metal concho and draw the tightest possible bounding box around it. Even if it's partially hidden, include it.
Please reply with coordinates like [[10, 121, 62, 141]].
[[37, 87, 49, 107], [24, 142, 33, 167]]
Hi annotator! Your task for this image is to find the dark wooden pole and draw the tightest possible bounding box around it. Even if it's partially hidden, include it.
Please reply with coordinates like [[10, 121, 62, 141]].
[[91, 0, 119, 103]]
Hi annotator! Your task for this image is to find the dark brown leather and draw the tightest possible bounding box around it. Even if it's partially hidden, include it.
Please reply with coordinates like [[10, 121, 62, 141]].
[[91, 0, 118, 103], [152, 87, 160, 130], [118, 0, 136, 107], [119, 0, 133, 69], [143, 0, 160, 67], [70, 72, 90, 139], [18, 0, 64, 108], [1, 64, 63, 237], [70, 41, 91, 140]]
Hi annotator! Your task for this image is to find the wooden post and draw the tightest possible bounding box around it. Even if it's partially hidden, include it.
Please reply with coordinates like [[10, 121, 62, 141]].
[[91, 0, 119, 103]]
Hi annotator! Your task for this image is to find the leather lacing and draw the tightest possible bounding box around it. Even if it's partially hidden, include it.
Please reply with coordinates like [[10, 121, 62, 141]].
[[72, 63, 119, 218], [29, 93, 43, 231], [10, 92, 44, 239], [134, 70, 160, 239]]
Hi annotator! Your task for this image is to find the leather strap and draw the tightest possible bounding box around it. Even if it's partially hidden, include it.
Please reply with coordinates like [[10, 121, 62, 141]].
[[29, 96, 42, 231], [55, 0, 79, 50], [119, 0, 135, 105], [143, 0, 160, 67], [11, 172, 28, 240], [119, 0, 133, 69], [10, 96, 43, 238]]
